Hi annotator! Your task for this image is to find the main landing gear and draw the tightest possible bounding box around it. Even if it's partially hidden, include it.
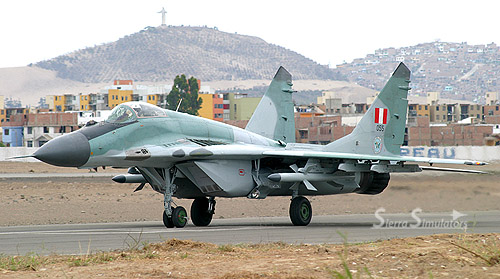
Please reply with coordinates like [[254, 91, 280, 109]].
[[289, 196, 312, 226], [190, 197, 215, 227]]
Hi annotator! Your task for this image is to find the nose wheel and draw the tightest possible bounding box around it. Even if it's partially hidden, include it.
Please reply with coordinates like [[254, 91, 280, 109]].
[[163, 206, 188, 228], [289, 196, 312, 226]]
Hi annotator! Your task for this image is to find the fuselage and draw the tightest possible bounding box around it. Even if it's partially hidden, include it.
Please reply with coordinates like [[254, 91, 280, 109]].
[[33, 102, 360, 199]]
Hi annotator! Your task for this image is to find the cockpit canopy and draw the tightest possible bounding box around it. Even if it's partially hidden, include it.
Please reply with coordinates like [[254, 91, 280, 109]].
[[106, 102, 167, 124]]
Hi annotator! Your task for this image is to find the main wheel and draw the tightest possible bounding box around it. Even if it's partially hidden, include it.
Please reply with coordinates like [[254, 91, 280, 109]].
[[172, 206, 188, 228], [190, 198, 213, 226], [289, 196, 312, 226], [162, 209, 174, 228]]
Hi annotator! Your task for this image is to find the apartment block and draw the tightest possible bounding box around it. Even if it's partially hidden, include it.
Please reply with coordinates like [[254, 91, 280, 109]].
[[1, 113, 27, 147], [0, 108, 28, 125], [79, 93, 109, 111], [199, 93, 224, 122], [483, 105, 500, 118], [227, 93, 261, 121], [108, 89, 136, 108], [47, 94, 79, 111], [485, 92, 499, 105], [145, 94, 162, 106], [24, 112, 79, 147], [295, 114, 353, 145]]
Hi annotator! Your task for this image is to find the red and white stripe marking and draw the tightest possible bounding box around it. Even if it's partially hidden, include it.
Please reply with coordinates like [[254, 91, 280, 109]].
[[374, 108, 388, 124]]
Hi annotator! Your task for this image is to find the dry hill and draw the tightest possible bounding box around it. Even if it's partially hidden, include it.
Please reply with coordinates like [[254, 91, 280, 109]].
[[35, 26, 343, 83]]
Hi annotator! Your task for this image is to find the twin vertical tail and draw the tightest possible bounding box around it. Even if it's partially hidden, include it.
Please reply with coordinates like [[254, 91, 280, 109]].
[[324, 63, 411, 156], [245, 67, 296, 143]]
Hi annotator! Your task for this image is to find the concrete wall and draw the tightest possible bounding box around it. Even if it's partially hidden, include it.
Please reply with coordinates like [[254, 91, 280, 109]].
[[400, 146, 500, 162]]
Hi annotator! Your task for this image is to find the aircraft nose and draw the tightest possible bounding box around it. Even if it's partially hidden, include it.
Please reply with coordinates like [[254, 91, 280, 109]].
[[33, 132, 91, 167]]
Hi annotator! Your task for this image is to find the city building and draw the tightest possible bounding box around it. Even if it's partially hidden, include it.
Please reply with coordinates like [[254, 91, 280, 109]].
[[227, 93, 261, 121], [108, 88, 136, 109], [295, 114, 353, 145], [0, 108, 29, 125], [198, 93, 224, 122], [1, 113, 27, 147], [47, 94, 79, 111], [485, 92, 499, 105], [23, 112, 79, 147]]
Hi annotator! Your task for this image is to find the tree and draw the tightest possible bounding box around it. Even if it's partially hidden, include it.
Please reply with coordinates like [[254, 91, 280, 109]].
[[166, 74, 203, 115]]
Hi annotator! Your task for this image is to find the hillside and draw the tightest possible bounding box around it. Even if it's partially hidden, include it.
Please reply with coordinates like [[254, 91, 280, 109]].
[[0, 67, 107, 106], [0, 66, 369, 106], [35, 26, 342, 83], [336, 41, 500, 103]]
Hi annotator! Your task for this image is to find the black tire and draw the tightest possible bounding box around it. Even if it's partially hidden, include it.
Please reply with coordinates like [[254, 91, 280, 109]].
[[172, 206, 188, 228], [190, 198, 213, 226], [289, 196, 312, 226], [356, 172, 390, 195], [162, 209, 174, 228]]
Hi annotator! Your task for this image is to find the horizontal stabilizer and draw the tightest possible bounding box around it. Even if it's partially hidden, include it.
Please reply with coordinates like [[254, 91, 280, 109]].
[[420, 166, 487, 174]]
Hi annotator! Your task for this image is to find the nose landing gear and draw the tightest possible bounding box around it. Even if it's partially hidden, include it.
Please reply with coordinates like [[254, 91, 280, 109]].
[[163, 206, 188, 228]]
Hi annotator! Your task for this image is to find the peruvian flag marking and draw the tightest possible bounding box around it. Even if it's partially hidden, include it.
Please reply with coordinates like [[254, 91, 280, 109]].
[[374, 108, 388, 124]]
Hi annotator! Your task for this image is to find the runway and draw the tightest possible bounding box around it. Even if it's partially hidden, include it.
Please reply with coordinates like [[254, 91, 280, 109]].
[[1, 210, 499, 255]]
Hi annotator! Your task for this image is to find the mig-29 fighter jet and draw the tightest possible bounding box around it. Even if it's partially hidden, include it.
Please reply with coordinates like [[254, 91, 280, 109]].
[[23, 63, 486, 228]]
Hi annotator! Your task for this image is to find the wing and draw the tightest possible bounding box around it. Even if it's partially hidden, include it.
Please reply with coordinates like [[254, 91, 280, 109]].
[[261, 150, 487, 174], [262, 150, 486, 165], [130, 144, 486, 173]]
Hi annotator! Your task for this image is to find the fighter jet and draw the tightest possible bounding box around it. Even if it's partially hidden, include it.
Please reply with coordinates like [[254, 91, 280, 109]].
[[25, 63, 486, 228]]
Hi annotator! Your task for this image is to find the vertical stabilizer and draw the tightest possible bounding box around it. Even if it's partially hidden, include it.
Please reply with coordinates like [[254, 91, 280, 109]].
[[324, 63, 411, 156], [245, 67, 295, 143]]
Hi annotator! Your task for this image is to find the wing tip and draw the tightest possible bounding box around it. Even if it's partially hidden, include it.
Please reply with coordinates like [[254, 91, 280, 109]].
[[465, 161, 488, 166]]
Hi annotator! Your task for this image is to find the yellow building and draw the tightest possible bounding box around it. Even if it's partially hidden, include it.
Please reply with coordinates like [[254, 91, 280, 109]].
[[146, 94, 161, 106], [0, 110, 5, 124], [53, 95, 66, 111], [416, 104, 429, 116], [80, 94, 91, 111], [0, 96, 4, 124], [108, 89, 134, 108], [198, 94, 214, 119]]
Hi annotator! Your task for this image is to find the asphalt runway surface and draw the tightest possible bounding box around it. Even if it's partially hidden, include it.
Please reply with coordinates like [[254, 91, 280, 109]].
[[0, 210, 499, 255]]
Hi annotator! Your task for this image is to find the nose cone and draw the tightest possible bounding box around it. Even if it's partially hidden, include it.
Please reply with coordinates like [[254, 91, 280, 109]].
[[34, 132, 90, 167]]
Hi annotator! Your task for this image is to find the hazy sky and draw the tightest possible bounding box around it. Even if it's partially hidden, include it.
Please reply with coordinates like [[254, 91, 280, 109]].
[[1, 0, 500, 69]]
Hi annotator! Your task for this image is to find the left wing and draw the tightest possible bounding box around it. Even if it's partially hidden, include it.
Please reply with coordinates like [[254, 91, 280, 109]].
[[261, 150, 487, 174], [262, 150, 487, 166]]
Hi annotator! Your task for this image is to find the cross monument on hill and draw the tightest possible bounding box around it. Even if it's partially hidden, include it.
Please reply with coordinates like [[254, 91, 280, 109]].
[[158, 7, 167, 26]]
